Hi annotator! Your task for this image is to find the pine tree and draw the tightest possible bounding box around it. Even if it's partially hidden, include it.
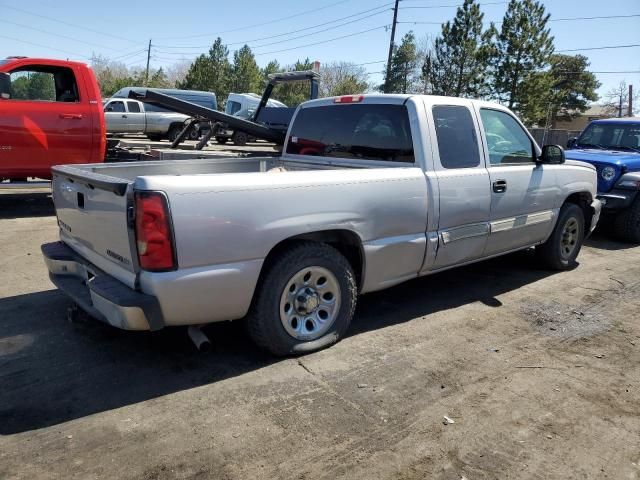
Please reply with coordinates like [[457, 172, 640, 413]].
[[493, 0, 554, 111], [231, 45, 262, 94], [426, 0, 495, 97], [180, 37, 232, 104], [382, 32, 418, 94]]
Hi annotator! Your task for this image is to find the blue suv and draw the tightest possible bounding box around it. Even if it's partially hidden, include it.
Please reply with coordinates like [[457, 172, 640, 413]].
[[566, 118, 640, 242]]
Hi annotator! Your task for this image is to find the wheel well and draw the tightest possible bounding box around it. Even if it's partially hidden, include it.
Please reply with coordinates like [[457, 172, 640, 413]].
[[564, 192, 593, 231], [261, 230, 364, 289]]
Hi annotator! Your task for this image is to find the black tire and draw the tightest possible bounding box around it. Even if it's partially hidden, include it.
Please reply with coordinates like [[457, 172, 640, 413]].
[[536, 203, 585, 270], [188, 126, 200, 140], [247, 242, 357, 357], [613, 196, 640, 243], [232, 131, 248, 146], [167, 125, 182, 142], [146, 134, 163, 142], [215, 137, 228, 144]]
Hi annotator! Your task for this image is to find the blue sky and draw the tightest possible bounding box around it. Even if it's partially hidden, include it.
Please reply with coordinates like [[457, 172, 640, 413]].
[[1, 0, 638, 100]]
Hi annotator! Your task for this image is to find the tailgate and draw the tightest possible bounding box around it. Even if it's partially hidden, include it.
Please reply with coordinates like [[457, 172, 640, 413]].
[[52, 166, 138, 288]]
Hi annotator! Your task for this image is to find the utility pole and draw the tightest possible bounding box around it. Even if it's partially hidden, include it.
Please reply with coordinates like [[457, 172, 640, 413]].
[[628, 84, 633, 117], [145, 39, 152, 87], [384, 0, 400, 93]]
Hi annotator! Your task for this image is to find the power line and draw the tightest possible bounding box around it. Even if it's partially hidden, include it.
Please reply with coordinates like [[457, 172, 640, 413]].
[[397, 12, 640, 25], [156, 0, 353, 40], [0, 3, 139, 44], [253, 24, 388, 56], [558, 44, 640, 52], [399, 1, 508, 9], [154, 7, 392, 55], [0, 19, 122, 52], [154, 3, 393, 49], [0, 33, 90, 59]]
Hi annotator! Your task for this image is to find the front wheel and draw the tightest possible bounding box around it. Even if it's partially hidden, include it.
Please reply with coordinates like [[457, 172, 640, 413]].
[[247, 242, 357, 356], [536, 203, 585, 270], [613, 197, 640, 243]]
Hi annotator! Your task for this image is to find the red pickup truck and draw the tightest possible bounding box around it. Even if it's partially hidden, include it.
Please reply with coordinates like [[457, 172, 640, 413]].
[[0, 57, 106, 181]]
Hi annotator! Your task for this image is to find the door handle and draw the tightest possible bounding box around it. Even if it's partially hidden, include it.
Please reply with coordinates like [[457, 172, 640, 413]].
[[59, 113, 83, 120], [493, 179, 507, 193], [122, 114, 128, 118]]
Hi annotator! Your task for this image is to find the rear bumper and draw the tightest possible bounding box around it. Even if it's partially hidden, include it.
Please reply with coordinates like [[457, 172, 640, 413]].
[[42, 241, 164, 331]]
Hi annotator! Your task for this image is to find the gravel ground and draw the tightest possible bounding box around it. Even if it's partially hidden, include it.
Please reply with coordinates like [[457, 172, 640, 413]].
[[0, 190, 638, 480]]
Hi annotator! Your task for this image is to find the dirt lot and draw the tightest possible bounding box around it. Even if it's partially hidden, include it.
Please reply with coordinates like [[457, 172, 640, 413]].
[[0, 190, 639, 480]]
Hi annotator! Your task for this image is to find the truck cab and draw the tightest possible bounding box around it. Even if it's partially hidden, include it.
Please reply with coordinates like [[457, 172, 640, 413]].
[[0, 57, 105, 181], [566, 118, 640, 242]]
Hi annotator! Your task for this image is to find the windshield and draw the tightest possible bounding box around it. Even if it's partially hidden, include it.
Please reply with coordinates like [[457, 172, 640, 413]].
[[577, 122, 640, 152]]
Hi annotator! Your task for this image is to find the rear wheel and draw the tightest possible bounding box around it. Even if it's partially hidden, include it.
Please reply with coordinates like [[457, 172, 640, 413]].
[[613, 197, 640, 243], [167, 125, 182, 142], [247, 242, 357, 356], [536, 203, 585, 270]]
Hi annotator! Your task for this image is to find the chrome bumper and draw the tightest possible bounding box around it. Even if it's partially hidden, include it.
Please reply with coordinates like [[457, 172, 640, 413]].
[[590, 198, 602, 234], [41, 242, 164, 331]]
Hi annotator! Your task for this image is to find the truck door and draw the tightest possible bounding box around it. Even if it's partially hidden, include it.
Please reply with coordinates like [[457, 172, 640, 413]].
[[125, 100, 145, 133], [427, 101, 492, 269], [104, 100, 128, 133], [2, 65, 92, 177], [476, 107, 558, 256]]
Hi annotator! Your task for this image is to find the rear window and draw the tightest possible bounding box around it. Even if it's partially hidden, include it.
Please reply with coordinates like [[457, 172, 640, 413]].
[[286, 104, 414, 163], [127, 101, 141, 112], [433, 105, 481, 169]]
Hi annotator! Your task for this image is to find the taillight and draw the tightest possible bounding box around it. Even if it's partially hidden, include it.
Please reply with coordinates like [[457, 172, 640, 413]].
[[334, 95, 364, 104], [134, 192, 176, 271]]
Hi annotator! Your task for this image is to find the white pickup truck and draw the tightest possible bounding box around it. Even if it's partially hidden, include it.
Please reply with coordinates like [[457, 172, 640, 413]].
[[42, 94, 601, 355]]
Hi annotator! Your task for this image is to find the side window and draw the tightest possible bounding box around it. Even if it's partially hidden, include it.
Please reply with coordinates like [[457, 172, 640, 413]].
[[480, 109, 534, 165], [9, 71, 56, 101], [127, 101, 141, 113], [286, 104, 414, 163], [432, 105, 481, 169], [106, 101, 126, 113], [9, 66, 79, 102]]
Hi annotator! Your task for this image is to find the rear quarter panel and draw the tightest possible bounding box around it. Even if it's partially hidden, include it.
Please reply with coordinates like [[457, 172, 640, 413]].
[[137, 167, 429, 305]]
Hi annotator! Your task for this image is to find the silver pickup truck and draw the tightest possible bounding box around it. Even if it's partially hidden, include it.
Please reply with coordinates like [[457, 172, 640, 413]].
[[103, 98, 190, 141], [43, 94, 601, 355]]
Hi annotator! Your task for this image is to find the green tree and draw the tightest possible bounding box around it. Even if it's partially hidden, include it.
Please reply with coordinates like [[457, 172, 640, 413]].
[[382, 32, 418, 94], [424, 0, 495, 97], [271, 58, 315, 107], [261, 60, 281, 83], [180, 37, 232, 104], [493, 0, 554, 112], [525, 54, 600, 126], [148, 67, 172, 89], [319, 61, 369, 97], [231, 45, 262, 94]]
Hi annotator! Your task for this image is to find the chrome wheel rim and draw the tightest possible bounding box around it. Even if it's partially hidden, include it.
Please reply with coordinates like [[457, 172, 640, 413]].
[[560, 217, 580, 258], [279, 266, 341, 341]]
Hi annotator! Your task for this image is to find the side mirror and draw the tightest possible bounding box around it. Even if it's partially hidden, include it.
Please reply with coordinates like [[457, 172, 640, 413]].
[[539, 144, 565, 165], [567, 137, 577, 149], [105, 106, 113, 112], [0, 72, 10, 99]]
